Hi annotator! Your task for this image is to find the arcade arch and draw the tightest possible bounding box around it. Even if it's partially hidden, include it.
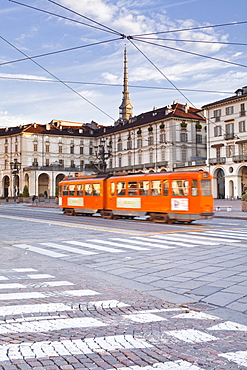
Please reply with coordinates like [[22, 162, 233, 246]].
[[38, 173, 50, 197]]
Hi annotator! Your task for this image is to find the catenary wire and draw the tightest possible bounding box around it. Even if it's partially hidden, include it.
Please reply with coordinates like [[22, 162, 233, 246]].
[[127, 38, 195, 107], [132, 20, 247, 37], [134, 36, 247, 46], [0, 38, 123, 67], [0, 75, 233, 94], [132, 37, 247, 68], [8, 0, 120, 36], [47, 0, 123, 36], [0, 34, 116, 121]]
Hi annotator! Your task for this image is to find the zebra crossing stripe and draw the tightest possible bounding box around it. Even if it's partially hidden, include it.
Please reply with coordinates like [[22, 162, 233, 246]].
[[123, 313, 167, 323], [108, 360, 203, 369], [13, 244, 68, 258], [187, 232, 240, 243], [0, 317, 106, 334], [0, 335, 153, 361], [39, 242, 98, 255], [219, 351, 247, 367], [63, 289, 100, 296], [162, 234, 218, 245], [89, 239, 149, 251], [0, 283, 26, 289], [80, 300, 129, 309], [66, 240, 124, 253], [27, 274, 54, 279], [0, 292, 45, 301], [147, 235, 196, 248], [166, 329, 219, 343], [12, 268, 37, 272], [208, 321, 247, 331], [0, 276, 8, 281], [132, 237, 175, 249], [0, 303, 73, 316], [201, 231, 246, 240], [111, 237, 173, 249]]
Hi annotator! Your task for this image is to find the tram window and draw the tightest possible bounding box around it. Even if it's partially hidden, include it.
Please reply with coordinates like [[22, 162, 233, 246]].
[[191, 179, 198, 196], [110, 182, 115, 196], [151, 180, 161, 196], [201, 179, 211, 196], [59, 185, 62, 196], [117, 182, 126, 196], [69, 184, 75, 196], [77, 184, 83, 196], [93, 183, 100, 196], [63, 185, 68, 196], [85, 183, 93, 196], [128, 181, 137, 196], [140, 181, 149, 196], [172, 180, 188, 196], [163, 180, 169, 196]]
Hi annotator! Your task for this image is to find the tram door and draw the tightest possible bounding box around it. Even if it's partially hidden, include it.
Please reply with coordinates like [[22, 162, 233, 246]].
[[217, 169, 225, 199]]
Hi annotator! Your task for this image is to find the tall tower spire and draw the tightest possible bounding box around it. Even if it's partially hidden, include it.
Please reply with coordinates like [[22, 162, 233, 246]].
[[119, 47, 133, 121]]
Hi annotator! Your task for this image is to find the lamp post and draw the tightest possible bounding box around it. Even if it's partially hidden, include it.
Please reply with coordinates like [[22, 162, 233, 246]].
[[10, 159, 21, 201], [94, 139, 112, 173]]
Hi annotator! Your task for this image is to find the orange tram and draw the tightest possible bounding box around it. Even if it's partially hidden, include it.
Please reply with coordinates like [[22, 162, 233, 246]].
[[59, 171, 214, 224]]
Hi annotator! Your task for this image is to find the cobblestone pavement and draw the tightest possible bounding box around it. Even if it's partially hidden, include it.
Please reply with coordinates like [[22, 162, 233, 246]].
[[0, 249, 246, 370]]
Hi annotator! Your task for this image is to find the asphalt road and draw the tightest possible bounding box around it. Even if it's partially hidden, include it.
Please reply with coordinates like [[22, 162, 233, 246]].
[[0, 204, 246, 369]]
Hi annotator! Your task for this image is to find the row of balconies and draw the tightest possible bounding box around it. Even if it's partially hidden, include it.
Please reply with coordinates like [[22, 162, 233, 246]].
[[209, 155, 247, 165]]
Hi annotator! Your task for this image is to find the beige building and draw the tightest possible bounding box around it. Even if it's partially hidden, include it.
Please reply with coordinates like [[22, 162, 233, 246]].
[[202, 86, 247, 199]]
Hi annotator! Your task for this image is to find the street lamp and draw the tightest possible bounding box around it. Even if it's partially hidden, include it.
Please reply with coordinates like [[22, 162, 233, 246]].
[[94, 139, 112, 173], [10, 159, 21, 201]]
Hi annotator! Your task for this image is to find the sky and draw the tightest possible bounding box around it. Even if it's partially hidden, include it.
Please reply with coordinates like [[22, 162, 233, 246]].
[[0, 0, 247, 127]]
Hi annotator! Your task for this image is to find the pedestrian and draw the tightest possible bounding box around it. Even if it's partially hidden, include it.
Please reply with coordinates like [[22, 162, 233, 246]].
[[32, 195, 37, 205]]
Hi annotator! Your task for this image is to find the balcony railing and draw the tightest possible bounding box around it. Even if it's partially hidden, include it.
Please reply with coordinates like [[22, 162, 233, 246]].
[[233, 155, 247, 162], [224, 133, 235, 140], [240, 110, 246, 117], [209, 157, 226, 165], [23, 165, 95, 172]]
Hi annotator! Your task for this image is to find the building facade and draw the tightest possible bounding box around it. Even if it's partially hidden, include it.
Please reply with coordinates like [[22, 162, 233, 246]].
[[0, 103, 206, 199], [202, 86, 247, 199]]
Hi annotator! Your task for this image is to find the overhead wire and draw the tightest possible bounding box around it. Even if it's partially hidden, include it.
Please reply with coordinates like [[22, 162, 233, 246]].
[[47, 0, 123, 36], [0, 34, 117, 121], [132, 20, 247, 37], [133, 36, 247, 47], [131, 37, 247, 68], [8, 0, 121, 36], [127, 37, 196, 107], [0, 75, 233, 94], [0, 38, 123, 67]]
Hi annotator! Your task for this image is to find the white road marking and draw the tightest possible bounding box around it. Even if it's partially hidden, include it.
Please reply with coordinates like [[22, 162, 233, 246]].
[[63, 289, 100, 296], [66, 240, 123, 253], [166, 329, 219, 343], [151, 234, 217, 246], [0, 283, 26, 289], [148, 235, 196, 247], [162, 234, 218, 245], [80, 300, 129, 309], [90, 239, 149, 251], [187, 232, 240, 243], [0, 292, 45, 301], [111, 237, 174, 249], [0, 276, 8, 281], [13, 244, 68, 258], [27, 274, 55, 279], [109, 360, 203, 369], [208, 321, 247, 331], [0, 303, 73, 316], [12, 268, 37, 272], [0, 335, 152, 361], [0, 317, 106, 334], [132, 237, 175, 249], [173, 312, 220, 320], [39, 242, 98, 255], [219, 351, 247, 367], [202, 231, 246, 240], [35, 281, 74, 287], [123, 313, 167, 323]]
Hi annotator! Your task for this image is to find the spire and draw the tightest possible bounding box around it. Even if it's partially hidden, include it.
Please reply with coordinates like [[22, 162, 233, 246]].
[[119, 47, 133, 121]]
